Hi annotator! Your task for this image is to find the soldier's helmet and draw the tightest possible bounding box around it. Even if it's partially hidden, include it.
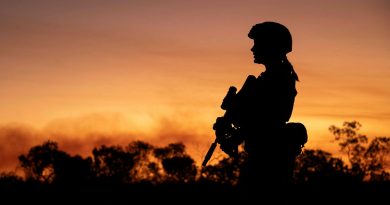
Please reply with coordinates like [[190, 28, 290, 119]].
[[248, 22, 292, 54]]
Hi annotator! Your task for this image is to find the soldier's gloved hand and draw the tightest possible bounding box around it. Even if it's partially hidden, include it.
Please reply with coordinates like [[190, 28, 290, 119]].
[[213, 117, 226, 131]]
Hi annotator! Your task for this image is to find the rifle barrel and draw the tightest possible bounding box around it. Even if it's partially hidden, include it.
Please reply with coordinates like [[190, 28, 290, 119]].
[[201, 140, 218, 167]]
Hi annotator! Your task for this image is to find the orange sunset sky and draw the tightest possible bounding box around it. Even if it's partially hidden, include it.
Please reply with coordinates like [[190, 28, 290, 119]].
[[0, 0, 389, 171]]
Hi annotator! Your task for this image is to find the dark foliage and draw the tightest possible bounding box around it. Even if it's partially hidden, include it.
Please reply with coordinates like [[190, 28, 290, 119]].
[[329, 121, 390, 181], [1, 121, 389, 204]]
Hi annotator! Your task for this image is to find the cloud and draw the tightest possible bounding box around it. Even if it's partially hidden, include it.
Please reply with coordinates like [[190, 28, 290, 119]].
[[148, 112, 215, 163], [0, 123, 41, 172], [0, 112, 214, 172]]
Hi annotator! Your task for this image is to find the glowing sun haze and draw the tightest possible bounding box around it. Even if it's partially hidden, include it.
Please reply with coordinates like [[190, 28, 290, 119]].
[[0, 0, 389, 171]]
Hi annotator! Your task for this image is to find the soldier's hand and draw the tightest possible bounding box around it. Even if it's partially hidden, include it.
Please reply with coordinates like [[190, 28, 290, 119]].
[[213, 117, 226, 131]]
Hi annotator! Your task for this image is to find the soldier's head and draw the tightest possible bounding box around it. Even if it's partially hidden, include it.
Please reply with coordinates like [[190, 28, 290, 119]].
[[248, 22, 292, 64]]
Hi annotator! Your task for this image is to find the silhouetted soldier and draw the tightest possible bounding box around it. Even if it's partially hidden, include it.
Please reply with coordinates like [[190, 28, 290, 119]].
[[207, 21, 307, 204]]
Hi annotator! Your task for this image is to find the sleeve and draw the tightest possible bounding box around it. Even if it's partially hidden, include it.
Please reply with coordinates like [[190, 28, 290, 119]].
[[280, 78, 297, 123], [230, 75, 257, 126]]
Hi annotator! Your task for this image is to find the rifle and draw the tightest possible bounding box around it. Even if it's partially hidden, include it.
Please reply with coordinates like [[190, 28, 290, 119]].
[[202, 75, 258, 167], [202, 75, 308, 167], [202, 86, 239, 167]]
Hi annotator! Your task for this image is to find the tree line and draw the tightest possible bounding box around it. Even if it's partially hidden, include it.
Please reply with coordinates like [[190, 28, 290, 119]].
[[0, 121, 389, 204]]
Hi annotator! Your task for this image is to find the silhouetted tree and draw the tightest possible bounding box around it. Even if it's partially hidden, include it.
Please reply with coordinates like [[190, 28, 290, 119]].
[[19, 141, 94, 184], [154, 143, 197, 183], [92, 145, 135, 183], [294, 149, 350, 184], [365, 137, 390, 181], [127, 141, 161, 183], [154, 143, 186, 158], [200, 152, 247, 186], [0, 171, 24, 197], [329, 121, 390, 181], [0, 171, 23, 185], [18, 141, 62, 183], [53, 154, 94, 184]]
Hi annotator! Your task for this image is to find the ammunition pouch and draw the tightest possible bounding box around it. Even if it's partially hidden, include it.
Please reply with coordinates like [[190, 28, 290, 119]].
[[283, 122, 308, 157]]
